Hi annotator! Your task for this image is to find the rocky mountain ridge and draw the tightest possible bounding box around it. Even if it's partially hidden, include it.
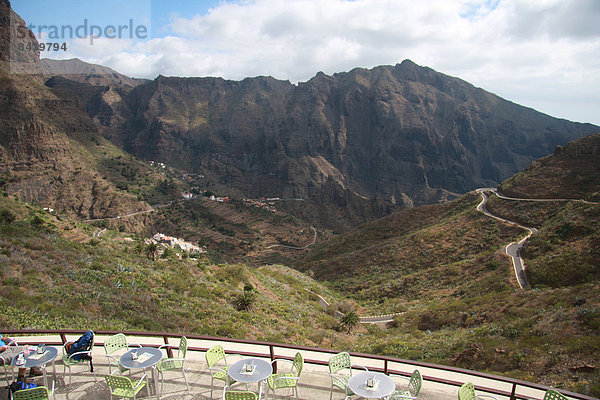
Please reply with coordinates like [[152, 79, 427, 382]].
[[74, 59, 598, 230], [41, 58, 147, 87], [499, 133, 600, 200], [2, 0, 599, 231]]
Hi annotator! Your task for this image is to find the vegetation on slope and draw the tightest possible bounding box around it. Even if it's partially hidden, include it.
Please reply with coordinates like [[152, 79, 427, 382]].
[[297, 190, 600, 396], [500, 133, 600, 201], [298, 193, 524, 304], [486, 196, 600, 288], [0, 194, 351, 350]]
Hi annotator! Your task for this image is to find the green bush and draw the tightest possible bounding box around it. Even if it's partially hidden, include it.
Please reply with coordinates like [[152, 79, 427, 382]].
[[233, 290, 256, 311], [340, 311, 360, 333], [214, 264, 247, 285], [0, 209, 16, 225]]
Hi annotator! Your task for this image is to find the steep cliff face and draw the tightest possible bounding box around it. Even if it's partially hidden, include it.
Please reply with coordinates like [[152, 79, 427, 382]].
[[15, 0, 596, 229], [94, 60, 598, 228], [0, 1, 149, 218]]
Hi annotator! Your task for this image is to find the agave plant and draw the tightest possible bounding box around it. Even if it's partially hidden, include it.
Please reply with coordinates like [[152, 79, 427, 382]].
[[233, 290, 256, 311]]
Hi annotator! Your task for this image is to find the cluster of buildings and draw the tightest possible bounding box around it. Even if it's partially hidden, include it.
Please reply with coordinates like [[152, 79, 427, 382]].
[[209, 195, 230, 203], [182, 192, 195, 200], [243, 198, 278, 213], [148, 161, 167, 169], [151, 233, 206, 255]]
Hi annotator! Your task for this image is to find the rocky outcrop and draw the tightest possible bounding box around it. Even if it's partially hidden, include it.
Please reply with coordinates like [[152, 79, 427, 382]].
[[0, 0, 40, 75], [0, 1, 150, 219], [499, 133, 600, 200]]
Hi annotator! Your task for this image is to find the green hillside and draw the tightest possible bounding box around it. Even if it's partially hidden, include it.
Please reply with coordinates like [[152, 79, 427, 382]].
[[295, 135, 600, 396], [2, 137, 599, 396], [297, 193, 524, 303], [0, 194, 350, 349]]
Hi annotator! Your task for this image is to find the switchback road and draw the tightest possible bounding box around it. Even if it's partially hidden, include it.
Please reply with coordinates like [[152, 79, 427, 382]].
[[475, 188, 598, 289], [307, 290, 403, 324], [476, 188, 535, 289]]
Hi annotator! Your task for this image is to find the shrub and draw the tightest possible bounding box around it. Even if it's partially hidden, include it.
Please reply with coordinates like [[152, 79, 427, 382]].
[[336, 300, 354, 314], [144, 243, 158, 260], [215, 264, 247, 285], [161, 246, 176, 259], [0, 209, 16, 225], [340, 311, 360, 333], [233, 290, 256, 311], [29, 215, 45, 229]]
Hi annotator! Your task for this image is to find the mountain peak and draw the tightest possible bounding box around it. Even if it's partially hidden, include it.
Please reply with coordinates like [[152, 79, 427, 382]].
[[399, 59, 418, 67], [41, 58, 144, 87]]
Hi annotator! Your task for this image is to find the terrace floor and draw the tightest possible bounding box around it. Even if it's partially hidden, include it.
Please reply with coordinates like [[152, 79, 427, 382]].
[[1, 347, 456, 400], [3, 333, 562, 400]]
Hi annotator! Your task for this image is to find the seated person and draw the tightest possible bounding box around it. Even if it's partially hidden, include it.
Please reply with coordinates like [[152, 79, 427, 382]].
[[1, 332, 43, 377], [0, 332, 15, 351]]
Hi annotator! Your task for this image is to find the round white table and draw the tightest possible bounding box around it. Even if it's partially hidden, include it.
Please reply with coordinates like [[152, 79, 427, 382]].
[[227, 357, 273, 393], [11, 346, 58, 389], [120, 347, 163, 399], [348, 371, 395, 399]]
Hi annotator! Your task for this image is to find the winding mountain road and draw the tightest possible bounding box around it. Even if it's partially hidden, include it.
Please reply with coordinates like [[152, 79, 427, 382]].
[[475, 188, 598, 289], [267, 226, 318, 250], [476, 188, 536, 289], [307, 290, 403, 324]]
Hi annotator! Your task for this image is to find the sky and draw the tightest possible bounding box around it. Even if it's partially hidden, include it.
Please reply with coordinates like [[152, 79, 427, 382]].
[[11, 0, 600, 125]]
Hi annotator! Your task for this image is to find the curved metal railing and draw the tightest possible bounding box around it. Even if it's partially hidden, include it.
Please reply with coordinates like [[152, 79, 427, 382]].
[[3, 329, 595, 400]]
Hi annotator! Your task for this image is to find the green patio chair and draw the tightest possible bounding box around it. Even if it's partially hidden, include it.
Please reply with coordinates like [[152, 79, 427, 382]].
[[104, 333, 141, 374], [267, 352, 303, 399], [104, 370, 149, 400], [13, 382, 55, 400], [157, 336, 189, 394], [389, 369, 422, 399], [62, 331, 97, 384], [223, 385, 262, 400], [206, 345, 243, 399], [544, 389, 569, 400], [457, 382, 498, 400], [328, 352, 368, 400]]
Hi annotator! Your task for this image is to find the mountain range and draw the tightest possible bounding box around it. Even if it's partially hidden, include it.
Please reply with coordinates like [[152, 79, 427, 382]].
[[41, 58, 599, 230], [1, 2, 600, 394], [1, 0, 598, 230]]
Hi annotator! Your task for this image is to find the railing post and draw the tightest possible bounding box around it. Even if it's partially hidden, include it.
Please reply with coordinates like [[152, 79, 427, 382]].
[[270, 345, 277, 374], [164, 335, 173, 358], [510, 383, 517, 400], [384, 359, 389, 375]]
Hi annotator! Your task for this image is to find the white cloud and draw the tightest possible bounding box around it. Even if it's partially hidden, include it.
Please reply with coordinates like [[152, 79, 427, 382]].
[[45, 0, 600, 125]]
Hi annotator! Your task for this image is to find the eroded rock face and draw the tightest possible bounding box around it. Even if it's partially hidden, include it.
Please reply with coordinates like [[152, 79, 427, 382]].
[[84, 60, 597, 228], [0, 2, 149, 219], [5, 0, 597, 229], [499, 133, 600, 200], [0, 0, 40, 75]]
